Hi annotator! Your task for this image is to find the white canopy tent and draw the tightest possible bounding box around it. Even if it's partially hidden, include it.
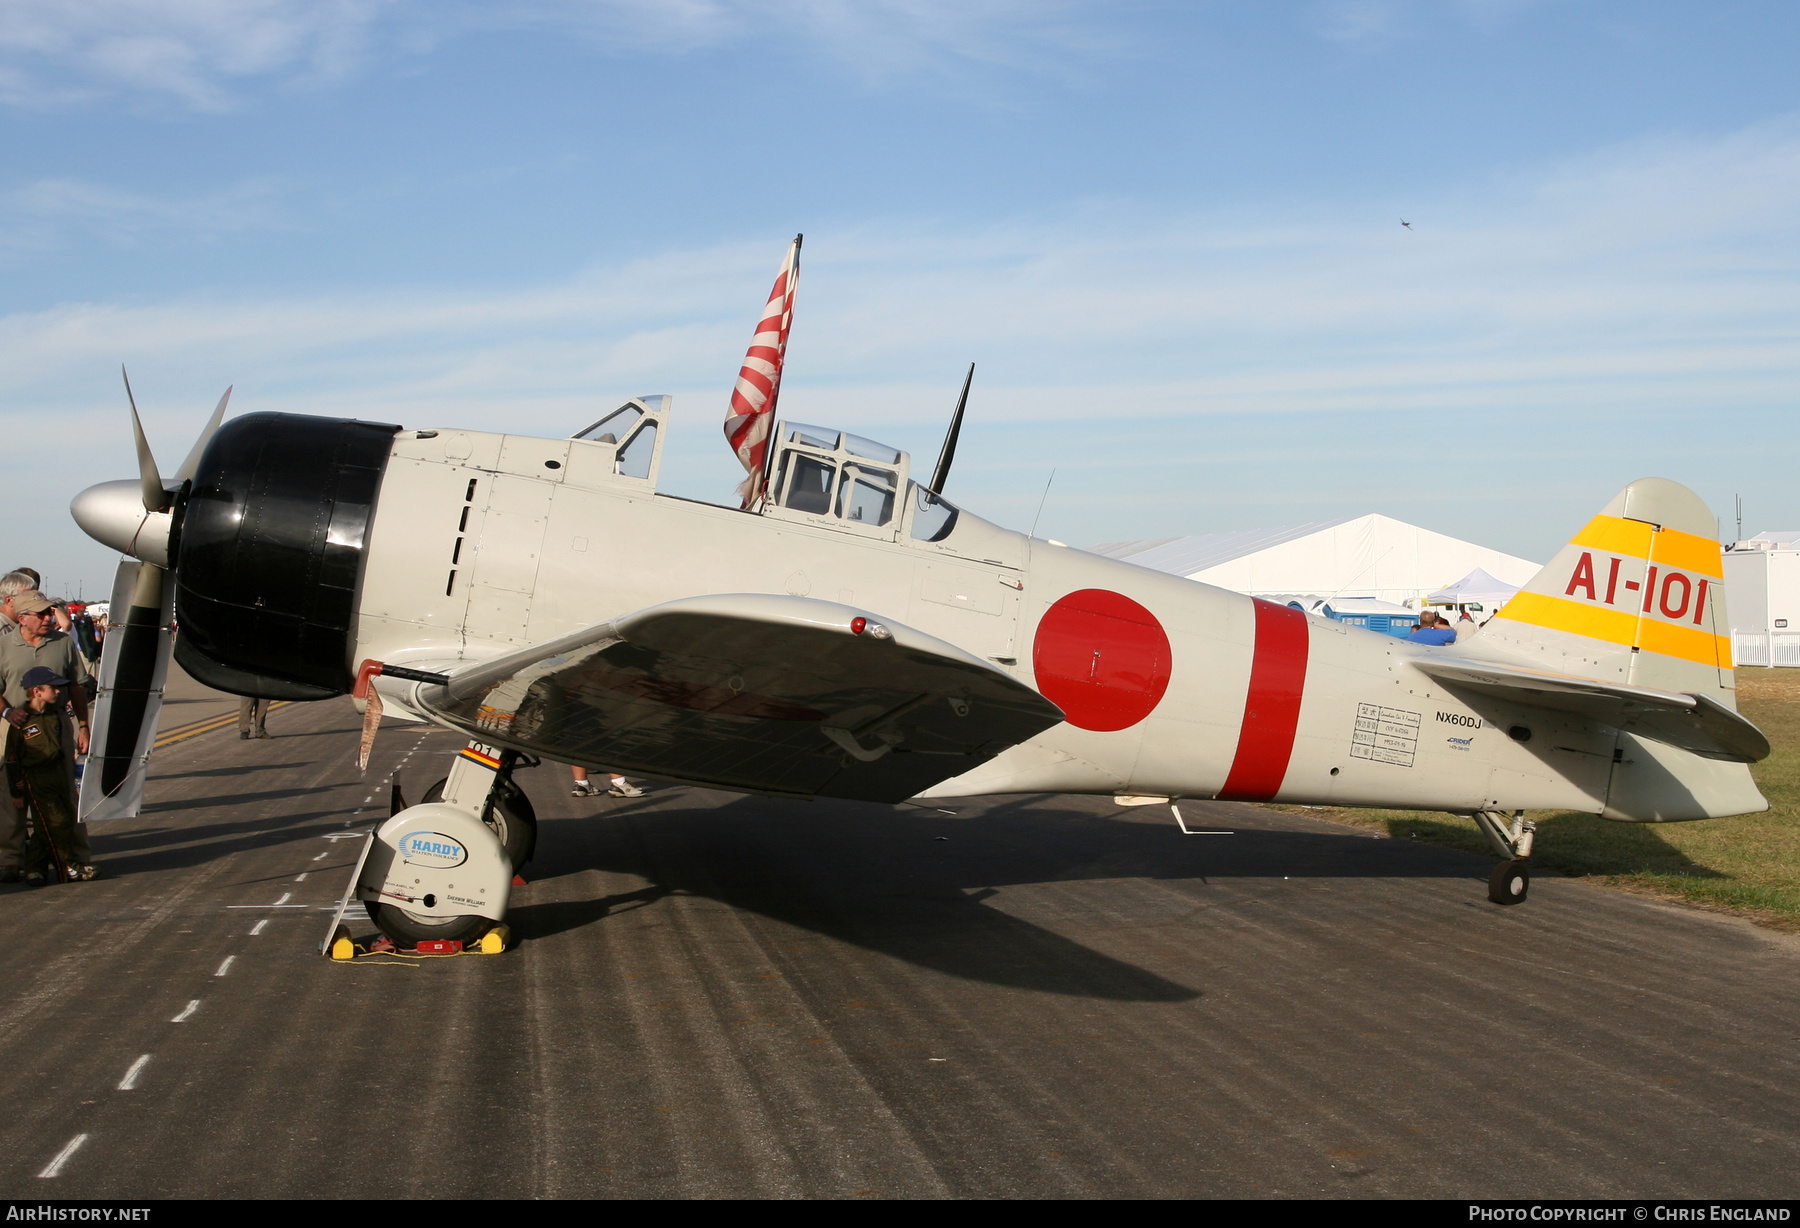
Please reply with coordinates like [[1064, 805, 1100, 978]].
[[1425, 568, 1521, 610], [1091, 514, 1540, 608]]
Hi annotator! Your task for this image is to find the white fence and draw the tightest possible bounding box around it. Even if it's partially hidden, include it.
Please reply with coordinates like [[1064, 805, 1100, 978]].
[[1732, 631, 1800, 667]]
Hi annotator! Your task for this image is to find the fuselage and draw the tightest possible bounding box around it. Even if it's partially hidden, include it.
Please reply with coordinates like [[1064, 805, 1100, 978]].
[[353, 422, 1615, 816]]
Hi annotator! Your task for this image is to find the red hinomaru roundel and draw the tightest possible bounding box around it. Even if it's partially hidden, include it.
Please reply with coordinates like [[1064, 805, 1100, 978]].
[[1031, 589, 1172, 732]]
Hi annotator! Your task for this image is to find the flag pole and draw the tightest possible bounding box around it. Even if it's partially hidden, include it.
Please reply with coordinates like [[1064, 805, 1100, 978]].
[[752, 233, 801, 511]]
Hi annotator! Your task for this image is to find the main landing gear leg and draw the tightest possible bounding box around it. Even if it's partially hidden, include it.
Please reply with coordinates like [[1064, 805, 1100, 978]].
[[355, 740, 519, 947], [1471, 809, 1535, 906]]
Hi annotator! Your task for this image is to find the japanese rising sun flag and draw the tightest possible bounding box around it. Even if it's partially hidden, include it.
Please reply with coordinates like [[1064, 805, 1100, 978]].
[[722, 234, 802, 507]]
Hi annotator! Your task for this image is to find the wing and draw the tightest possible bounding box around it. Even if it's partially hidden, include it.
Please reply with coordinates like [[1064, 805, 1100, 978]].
[[1412, 655, 1769, 763], [404, 595, 1066, 803]]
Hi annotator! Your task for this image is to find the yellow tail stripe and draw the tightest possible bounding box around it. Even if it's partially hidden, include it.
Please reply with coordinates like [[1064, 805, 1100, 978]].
[[1569, 514, 1722, 579], [1496, 591, 1730, 668], [1651, 526, 1725, 579], [1570, 514, 1653, 560], [1639, 617, 1735, 669]]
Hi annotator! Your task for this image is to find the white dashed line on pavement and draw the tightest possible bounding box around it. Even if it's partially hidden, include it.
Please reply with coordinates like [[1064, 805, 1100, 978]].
[[294, 873, 307, 882], [38, 1134, 87, 1178], [215, 956, 235, 977], [118, 1055, 151, 1090], [312, 851, 329, 860], [249, 919, 268, 935], [171, 1000, 200, 1022]]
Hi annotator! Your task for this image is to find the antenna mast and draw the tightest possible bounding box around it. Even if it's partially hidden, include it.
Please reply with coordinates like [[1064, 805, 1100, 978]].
[[929, 363, 974, 494]]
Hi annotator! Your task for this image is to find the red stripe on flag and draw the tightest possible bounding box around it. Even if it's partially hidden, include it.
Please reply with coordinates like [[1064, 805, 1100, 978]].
[[721, 236, 802, 506], [1216, 599, 1310, 802]]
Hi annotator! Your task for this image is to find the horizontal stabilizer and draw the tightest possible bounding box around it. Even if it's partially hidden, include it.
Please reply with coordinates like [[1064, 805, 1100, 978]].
[[1414, 655, 1769, 764], [404, 594, 1066, 804]]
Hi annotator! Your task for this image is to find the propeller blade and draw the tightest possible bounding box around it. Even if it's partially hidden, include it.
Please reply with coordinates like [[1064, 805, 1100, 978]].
[[79, 559, 174, 823], [173, 385, 232, 483], [121, 365, 166, 513], [928, 362, 974, 494]]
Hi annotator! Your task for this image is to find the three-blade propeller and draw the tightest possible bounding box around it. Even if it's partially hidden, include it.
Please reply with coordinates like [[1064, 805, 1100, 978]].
[[73, 369, 239, 824]]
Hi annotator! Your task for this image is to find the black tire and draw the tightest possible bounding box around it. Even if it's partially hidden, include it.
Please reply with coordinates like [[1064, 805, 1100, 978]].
[[368, 901, 491, 946], [1488, 859, 1530, 905], [421, 776, 537, 870]]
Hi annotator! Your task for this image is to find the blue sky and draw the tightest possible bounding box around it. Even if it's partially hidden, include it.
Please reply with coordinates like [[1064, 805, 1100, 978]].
[[4, 1, 1799, 598]]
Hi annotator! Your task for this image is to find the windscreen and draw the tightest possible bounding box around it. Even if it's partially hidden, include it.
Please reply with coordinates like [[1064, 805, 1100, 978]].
[[782, 453, 837, 514], [909, 485, 959, 542], [574, 404, 643, 443], [838, 466, 897, 526]]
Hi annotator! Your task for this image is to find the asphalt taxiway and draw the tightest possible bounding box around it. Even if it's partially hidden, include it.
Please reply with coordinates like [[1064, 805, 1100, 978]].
[[2, 682, 1797, 1199]]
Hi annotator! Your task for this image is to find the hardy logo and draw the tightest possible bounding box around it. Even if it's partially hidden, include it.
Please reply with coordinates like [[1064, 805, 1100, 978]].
[[1436, 712, 1481, 728], [400, 832, 467, 869]]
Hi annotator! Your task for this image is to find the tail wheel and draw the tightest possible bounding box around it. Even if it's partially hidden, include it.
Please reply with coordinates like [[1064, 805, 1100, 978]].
[[420, 776, 537, 869], [367, 901, 492, 947], [1488, 859, 1530, 905]]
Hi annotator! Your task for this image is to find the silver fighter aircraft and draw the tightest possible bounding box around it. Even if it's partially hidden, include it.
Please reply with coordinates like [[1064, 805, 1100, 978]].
[[70, 373, 1769, 948]]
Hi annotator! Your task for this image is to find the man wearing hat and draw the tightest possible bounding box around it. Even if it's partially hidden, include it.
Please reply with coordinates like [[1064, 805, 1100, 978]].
[[1, 593, 94, 881], [5, 666, 81, 884]]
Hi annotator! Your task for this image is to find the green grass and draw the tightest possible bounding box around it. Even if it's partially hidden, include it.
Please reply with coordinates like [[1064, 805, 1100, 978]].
[[1283, 668, 1800, 930]]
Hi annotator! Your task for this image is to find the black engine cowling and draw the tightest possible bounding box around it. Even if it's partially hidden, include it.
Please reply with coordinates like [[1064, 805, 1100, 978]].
[[173, 412, 399, 700]]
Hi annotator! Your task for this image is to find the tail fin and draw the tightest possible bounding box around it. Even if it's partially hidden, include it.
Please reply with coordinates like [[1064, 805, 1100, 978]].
[[1473, 479, 1762, 821], [1480, 477, 1734, 704]]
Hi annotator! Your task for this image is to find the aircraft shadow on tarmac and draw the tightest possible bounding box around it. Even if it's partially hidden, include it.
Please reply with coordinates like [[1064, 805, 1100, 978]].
[[506, 874, 1205, 1004], [92, 810, 356, 875], [156, 762, 315, 781], [501, 790, 1506, 1004]]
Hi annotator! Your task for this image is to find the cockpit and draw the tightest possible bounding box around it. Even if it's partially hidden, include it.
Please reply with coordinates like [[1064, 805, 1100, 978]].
[[763, 421, 960, 544], [570, 395, 669, 480]]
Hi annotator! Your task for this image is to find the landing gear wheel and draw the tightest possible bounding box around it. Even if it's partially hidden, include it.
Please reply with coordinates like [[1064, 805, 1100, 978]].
[[1488, 859, 1530, 905], [367, 902, 492, 947], [421, 776, 537, 869]]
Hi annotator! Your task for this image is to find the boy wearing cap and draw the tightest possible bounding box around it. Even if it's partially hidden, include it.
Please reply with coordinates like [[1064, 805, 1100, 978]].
[[5, 667, 79, 884], [1, 593, 94, 881]]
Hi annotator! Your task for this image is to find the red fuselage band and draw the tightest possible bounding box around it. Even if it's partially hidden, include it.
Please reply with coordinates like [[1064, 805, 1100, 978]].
[[1216, 599, 1310, 802]]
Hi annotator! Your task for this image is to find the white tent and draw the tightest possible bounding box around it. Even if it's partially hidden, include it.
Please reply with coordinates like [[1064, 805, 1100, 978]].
[[1091, 513, 1540, 608], [1425, 567, 1520, 609]]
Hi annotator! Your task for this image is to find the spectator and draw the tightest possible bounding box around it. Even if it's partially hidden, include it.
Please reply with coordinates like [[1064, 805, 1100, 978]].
[[1, 594, 97, 880], [6, 667, 81, 885], [0, 574, 24, 881], [7, 569, 71, 633], [65, 605, 101, 700], [240, 696, 272, 739], [0, 571, 32, 634], [1408, 609, 1458, 646], [570, 765, 642, 798]]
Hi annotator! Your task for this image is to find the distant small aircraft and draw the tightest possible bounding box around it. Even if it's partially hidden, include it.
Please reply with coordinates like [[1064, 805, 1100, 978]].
[[1401, 219, 1413, 229]]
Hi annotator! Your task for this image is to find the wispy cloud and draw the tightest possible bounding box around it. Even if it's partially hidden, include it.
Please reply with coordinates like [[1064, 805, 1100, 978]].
[[0, 0, 1113, 111], [0, 0, 392, 110], [10, 117, 1800, 585], [1306, 0, 1565, 46], [0, 176, 301, 258], [1306, 0, 1408, 46]]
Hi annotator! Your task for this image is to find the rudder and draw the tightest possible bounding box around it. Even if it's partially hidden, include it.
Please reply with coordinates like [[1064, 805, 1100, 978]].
[[1479, 477, 1734, 705], [1475, 478, 1762, 821]]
